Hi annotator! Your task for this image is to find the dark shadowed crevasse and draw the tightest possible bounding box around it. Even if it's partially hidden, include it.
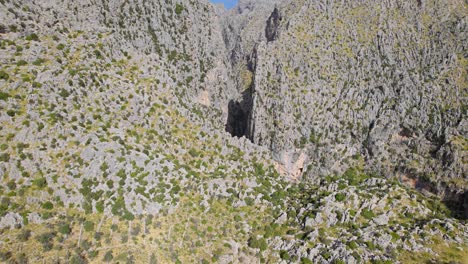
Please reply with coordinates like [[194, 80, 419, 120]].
[[226, 88, 253, 140]]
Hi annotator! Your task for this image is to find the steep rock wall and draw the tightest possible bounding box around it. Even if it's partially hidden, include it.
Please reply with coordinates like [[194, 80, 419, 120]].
[[224, 0, 467, 216]]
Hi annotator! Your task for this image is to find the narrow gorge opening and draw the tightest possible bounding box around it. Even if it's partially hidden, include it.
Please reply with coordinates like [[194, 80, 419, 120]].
[[225, 88, 253, 140]]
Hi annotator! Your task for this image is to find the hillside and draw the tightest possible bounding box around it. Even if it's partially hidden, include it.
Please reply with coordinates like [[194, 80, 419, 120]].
[[0, 0, 466, 263]]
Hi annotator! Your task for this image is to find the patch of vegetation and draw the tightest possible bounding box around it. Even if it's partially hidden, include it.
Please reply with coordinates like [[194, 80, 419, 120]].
[[26, 33, 40, 41], [0, 91, 10, 100], [175, 4, 184, 15], [248, 237, 268, 251], [0, 70, 9, 81]]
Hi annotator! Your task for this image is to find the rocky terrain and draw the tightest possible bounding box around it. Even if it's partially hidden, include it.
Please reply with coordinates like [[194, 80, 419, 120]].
[[0, 0, 466, 263]]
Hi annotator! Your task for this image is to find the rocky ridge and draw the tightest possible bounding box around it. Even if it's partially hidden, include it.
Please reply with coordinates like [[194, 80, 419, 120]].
[[226, 0, 467, 218], [0, 0, 466, 263]]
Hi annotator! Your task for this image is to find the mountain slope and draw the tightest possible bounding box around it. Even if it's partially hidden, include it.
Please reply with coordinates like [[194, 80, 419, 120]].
[[237, 0, 467, 217], [0, 0, 466, 263]]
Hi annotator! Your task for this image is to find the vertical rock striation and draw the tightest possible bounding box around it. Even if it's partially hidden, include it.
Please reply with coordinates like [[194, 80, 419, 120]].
[[220, 0, 467, 216]]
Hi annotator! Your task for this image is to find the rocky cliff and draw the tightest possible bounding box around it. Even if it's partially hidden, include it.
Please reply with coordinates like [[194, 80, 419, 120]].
[[0, 0, 466, 263], [227, 0, 467, 218]]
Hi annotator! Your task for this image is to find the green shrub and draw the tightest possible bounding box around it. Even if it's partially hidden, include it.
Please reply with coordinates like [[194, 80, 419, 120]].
[[335, 193, 346, 202], [42, 201, 54, 210], [57, 43, 65, 50], [361, 208, 375, 220], [0, 71, 9, 81], [36, 232, 56, 251], [248, 237, 267, 251], [6, 110, 15, 117], [279, 250, 290, 260], [301, 258, 313, 264], [343, 167, 368, 185], [390, 231, 400, 241], [0, 91, 9, 101], [322, 251, 331, 260], [0, 153, 10, 162], [33, 178, 47, 188], [58, 223, 71, 235], [26, 33, 39, 41], [6, 180, 16, 190], [32, 58, 45, 66], [68, 69, 78, 76], [366, 241, 376, 250], [175, 4, 184, 15], [244, 197, 254, 206], [9, 25, 18, 32], [16, 60, 27, 66], [348, 241, 358, 250], [59, 89, 70, 98]]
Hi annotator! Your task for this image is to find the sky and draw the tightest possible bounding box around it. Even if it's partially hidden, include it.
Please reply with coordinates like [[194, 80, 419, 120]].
[[210, 0, 238, 9]]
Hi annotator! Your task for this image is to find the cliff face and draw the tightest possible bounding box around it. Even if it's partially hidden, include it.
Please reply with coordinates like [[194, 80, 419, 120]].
[[226, 0, 467, 216]]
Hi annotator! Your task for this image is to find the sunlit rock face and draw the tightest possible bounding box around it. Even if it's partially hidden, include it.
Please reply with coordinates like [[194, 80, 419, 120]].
[[0, 0, 466, 263]]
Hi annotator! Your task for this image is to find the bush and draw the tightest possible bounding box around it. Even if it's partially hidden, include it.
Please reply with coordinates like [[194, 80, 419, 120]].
[[36, 232, 56, 251], [366, 241, 376, 250], [16, 60, 27, 66], [279, 250, 290, 260], [58, 223, 71, 235], [8, 25, 17, 32], [343, 167, 368, 185], [0, 71, 9, 81], [244, 197, 254, 206], [175, 4, 184, 15], [84, 221, 94, 232], [42, 201, 54, 210], [390, 231, 400, 241], [32, 58, 45, 66], [361, 208, 375, 220], [0, 153, 9, 162], [33, 178, 47, 188], [301, 258, 313, 264], [25, 33, 39, 41], [0, 92, 9, 101], [335, 193, 346, 202], [6, 110, 15, 117], [59, 89, 70, 98], [248, 237, 268, 251], [322, 251, 331, 260], [123, 210, 134, 221], [348, 241, 358, 250], [57, 43, 65, 50]]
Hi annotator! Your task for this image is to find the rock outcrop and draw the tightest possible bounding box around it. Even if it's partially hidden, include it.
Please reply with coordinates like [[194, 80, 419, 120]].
[[0, 0, 466, 263], [225, 0, 467, 217]]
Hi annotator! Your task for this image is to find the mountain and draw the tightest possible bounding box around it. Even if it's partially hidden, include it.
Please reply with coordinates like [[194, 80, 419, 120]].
[[0, 0, 466, 263]]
